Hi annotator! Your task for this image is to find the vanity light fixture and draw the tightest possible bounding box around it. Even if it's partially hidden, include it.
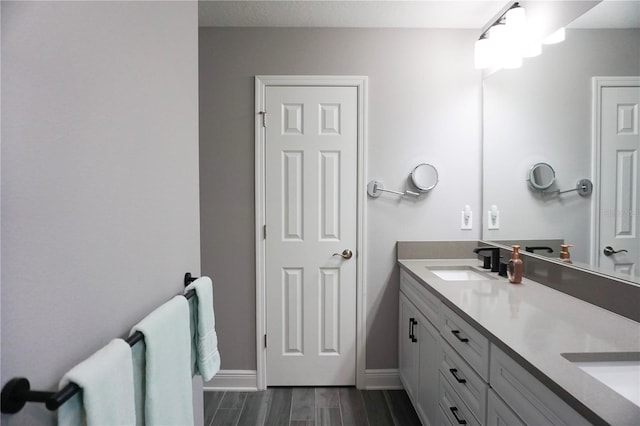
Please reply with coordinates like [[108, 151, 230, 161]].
[[474, 2, 563, 70]]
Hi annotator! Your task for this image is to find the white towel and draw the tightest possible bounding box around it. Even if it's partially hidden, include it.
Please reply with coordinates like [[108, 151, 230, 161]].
[[57, 338, 136, 426], [130, 296, 194, 426], [185, 276, 220, 381]]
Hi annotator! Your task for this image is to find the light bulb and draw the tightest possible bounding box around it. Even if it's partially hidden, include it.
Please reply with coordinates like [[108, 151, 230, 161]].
[[521, 40, 541, 58], [503, 55, 523, 69], [474, 37, 492, 69], [505, 6, 526, 32], [488, 24, 507, 69]]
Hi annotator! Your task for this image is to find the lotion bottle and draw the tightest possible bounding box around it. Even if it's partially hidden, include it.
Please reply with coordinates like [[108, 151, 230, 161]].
[[559, 244, 573, 263], [507, 245, 523, 284]]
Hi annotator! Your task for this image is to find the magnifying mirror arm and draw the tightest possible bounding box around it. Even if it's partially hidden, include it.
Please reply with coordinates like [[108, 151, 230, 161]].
[[379, 187, 420, 197], [542, 179, 593, 198], [367, 180, 420, 198]]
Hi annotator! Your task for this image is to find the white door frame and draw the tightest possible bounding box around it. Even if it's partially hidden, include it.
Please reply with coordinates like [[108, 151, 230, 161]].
[[255, 76, 368, 390], [590, 76, 640, 266]]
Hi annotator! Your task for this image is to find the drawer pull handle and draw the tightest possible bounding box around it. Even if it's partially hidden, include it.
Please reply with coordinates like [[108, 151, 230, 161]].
[[410, 318, 418, 343], [449, 407, 467, 425], [451, 330, 469, 343], [449, 368, 467, 384]]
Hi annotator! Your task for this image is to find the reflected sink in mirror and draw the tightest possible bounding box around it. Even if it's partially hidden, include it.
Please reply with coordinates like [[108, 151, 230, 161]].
[[427, 266, 497, 281], [562, 352, 640, 408]]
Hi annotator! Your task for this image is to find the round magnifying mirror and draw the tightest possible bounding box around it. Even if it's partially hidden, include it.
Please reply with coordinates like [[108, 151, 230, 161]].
[[528, 162, 556, 190], [410, 163, 439, 192]]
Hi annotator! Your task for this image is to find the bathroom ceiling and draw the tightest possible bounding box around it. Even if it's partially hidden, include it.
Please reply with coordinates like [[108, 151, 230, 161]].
[[199, 1, 639, 29], [198, 0, 507, 28]]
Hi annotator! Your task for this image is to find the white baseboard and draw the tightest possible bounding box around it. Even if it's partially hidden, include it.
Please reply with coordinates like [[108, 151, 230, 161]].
[[364, 369, 403, 390], [203, 368, 402, 391], [203, 370, 258, 392]]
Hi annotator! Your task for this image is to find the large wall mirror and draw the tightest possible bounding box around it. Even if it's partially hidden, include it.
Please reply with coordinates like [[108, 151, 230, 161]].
[[482, 0, 640, 284]]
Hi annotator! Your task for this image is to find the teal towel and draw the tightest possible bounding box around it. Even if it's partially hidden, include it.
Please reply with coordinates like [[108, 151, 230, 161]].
[[58, 339, 136, 426], [130, 296, 193, 426], [185, 276, 220, 381]]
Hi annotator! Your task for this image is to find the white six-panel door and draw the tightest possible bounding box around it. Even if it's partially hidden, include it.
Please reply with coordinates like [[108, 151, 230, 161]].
[[598, 85, 640, 277], [264, 86, 358, 385]]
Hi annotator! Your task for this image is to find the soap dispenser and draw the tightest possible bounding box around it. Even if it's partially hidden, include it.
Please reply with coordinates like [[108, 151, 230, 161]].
[[559, 244, 573, 263], [507, 245, 523, 284]]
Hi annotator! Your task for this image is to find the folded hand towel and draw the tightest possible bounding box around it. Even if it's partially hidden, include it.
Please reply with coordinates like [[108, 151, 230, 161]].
[[185, 276, 220, 381], [57, 338, 136, 426], [130, 296, 194, 426]]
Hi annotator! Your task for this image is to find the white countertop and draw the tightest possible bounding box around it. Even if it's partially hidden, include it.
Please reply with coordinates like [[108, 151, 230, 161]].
[[398, 259, 640, 426]]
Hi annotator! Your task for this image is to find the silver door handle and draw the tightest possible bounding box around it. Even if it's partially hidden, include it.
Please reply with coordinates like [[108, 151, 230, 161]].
[[603, 246, 628, 256], [332, 249, 353, 260]]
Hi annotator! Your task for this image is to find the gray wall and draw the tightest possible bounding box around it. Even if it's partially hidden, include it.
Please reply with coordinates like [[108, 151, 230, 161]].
[[483, 29, 640, 264], [1, 1, 201, 424], [199, 28, 482, 373]]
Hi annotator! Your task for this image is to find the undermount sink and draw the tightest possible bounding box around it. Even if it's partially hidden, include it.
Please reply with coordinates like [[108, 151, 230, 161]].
[[427, 266, 497, 281], [562, 352, 640, 408]]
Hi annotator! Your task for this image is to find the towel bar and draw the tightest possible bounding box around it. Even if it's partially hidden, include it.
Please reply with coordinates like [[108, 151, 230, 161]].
[[0, 273, 200, 414]]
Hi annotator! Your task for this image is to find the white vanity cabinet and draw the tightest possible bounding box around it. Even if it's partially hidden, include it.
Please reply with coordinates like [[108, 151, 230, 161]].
[[400, 265, 591, 426], [399, 270, 442, 426]]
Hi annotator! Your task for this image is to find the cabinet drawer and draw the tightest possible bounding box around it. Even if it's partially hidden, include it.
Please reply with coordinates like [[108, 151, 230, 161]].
[[438, 406, 455, 426], [440, 304, 490, 380], [439, 373, 481, 426], [441, 338, 487, 423], [486, 389, 525, 426], [400, 269, 440, 327], [490, 344, 589, 425]]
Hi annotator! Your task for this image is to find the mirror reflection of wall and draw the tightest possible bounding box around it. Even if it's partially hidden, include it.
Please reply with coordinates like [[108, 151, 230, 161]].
[[482, 3, 640, 278]]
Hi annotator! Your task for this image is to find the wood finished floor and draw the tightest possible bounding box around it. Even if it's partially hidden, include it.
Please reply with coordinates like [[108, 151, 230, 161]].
[[204, 387, 421, 426]]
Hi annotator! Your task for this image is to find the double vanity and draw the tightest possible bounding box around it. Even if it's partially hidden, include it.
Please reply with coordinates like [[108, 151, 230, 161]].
[[397, 245, 640, 426]]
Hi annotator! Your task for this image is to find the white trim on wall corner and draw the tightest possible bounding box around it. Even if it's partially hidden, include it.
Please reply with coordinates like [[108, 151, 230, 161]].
[[203, 370, 258, 392], [364, 369, 403, 390]]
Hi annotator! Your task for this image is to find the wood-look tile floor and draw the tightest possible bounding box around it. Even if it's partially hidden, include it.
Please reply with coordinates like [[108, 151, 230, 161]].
[[204, 387, 421, 426]]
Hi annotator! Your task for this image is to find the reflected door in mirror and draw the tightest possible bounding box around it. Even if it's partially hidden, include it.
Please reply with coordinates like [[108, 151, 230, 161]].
[[598, 85, 640, 277]]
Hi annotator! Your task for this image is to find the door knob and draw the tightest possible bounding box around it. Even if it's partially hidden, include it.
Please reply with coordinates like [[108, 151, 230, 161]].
[[332, 249, 353, 260], [603, 246, 629, 256]]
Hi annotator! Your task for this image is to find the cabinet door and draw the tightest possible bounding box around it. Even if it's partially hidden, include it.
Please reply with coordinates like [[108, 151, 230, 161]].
[[399, 292, 419, 400], [417, 313, 441, 426]]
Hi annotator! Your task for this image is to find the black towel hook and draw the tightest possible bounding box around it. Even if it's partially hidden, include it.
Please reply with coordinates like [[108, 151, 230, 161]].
[[184, 272, 198, 287]]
